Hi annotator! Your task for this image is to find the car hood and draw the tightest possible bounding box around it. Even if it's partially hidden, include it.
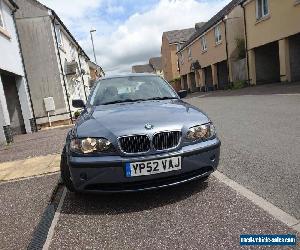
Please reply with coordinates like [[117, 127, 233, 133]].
[[76, 100, 210, 138]]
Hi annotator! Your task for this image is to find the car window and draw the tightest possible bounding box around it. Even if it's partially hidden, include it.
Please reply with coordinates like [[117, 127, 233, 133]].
[[90, 76, 177, 105]]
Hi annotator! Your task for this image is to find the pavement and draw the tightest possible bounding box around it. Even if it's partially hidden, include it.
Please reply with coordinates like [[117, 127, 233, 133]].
[[0, 126, 70, 182], [0, 154, 60, 181], [0, 83, 299, 249], [0, 125, 71, 163]]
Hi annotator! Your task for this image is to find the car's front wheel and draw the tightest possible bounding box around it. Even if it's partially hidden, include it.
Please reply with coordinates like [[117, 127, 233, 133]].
[[60, 147, 75, 192]]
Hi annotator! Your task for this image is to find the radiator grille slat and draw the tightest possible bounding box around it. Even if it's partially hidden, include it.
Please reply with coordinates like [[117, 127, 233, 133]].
[[119, 131, 181, 154], [153, 131, 181, 150], [119, 135, 150, 153]]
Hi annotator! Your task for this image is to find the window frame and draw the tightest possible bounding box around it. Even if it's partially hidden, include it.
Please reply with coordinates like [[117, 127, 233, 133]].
[[188, 48, 192, 60], [256, 0, 269, 20], [55, 25, 63, 48], [214, 25, 222, 44], [180, 52, 184, 65], [200, 35, 207, 51], [0, 0, 5, 29]]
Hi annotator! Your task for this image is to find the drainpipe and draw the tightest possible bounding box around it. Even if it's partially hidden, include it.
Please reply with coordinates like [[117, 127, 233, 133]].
[[77, 52, 88, 101], [223, 18, 231, 88], [12, 9, 37, 132], [241, 3, 250, 85], [51, 16, 73, 123]]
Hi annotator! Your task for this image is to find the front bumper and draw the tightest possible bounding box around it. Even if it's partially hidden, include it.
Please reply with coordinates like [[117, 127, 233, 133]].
[[68, 138, 221, 192]]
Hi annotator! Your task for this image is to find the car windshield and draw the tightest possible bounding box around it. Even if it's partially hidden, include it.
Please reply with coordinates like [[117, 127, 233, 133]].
[[90, 76, 178, 105]]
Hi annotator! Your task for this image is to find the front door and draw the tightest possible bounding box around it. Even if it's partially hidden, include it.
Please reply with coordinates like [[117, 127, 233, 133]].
[[1, 73, 26, 135]]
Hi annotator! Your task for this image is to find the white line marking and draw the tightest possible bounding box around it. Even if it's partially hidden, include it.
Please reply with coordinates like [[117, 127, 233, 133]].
[[213, 170, 300, 233], [43, 187, 67, 250]]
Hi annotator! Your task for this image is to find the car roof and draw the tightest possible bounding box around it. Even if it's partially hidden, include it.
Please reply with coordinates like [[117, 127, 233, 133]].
[[101, 73, 159, 80]]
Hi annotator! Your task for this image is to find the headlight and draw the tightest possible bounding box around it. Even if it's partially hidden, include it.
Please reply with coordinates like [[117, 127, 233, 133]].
[[186, 123, 216, 141], [70, 138, 113, 154]]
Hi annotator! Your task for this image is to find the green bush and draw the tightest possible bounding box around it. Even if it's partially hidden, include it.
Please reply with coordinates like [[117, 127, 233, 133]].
[[232, 80, 247, 90], [170, 77, 181, 84], [73, 110, 82, 119]]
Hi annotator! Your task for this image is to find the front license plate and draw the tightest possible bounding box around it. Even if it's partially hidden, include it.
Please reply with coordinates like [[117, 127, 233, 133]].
[[125, 156, 181, 177]]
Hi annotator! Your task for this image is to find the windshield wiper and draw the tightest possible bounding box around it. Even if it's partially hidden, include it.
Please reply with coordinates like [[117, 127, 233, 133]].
[[101, 97, 177, 105], [101, 99, 147, 105], [146, 97, 178, 101]]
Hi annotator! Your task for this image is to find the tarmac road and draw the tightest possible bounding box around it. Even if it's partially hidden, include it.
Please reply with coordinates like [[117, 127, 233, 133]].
[[186, 87, 300, 219], [48, 178, 296, 250], [1, 83, 299, 249]]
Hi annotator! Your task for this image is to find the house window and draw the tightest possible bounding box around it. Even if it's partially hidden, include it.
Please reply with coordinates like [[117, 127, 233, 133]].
[[256, 0, 269, 20], [55, 25, 63, 47], [214, 25, 222, 44], [70, 46, 76, 59], [0, 0, 4, 29], [188, 48, 192, 60], [200, 36, 207, 51], [180, 52, 184, 65]]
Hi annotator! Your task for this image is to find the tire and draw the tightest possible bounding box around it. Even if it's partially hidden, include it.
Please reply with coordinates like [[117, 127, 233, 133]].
[[60, 146, 76, 192]]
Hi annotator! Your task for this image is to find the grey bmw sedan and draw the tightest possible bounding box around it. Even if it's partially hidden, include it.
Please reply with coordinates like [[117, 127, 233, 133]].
[[61, 73, 221, 192]]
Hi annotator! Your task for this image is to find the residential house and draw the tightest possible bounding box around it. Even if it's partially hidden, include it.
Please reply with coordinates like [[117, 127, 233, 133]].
[[132, 57, 163, 76], [161, 28, 195, 82], [177, 0, 246, 92], [149, 57, 163, 77], [0, 0, 34, 143], [242, 0, 300, 84], [132, 64, 154, 74], [88, 61, 105, 88], [14, 0, 93, 127]]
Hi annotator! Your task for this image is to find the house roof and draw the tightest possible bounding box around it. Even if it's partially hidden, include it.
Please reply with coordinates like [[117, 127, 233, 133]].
[[149, 57, 162, 71], [88, 61, 105, 74], [195, 22, 206, 31], [29, 0, 89, 59], [178, 0, 243, 52], [7, 0, 19, 10], [163, 28, 195, 44], [132, 64, 154, 73]]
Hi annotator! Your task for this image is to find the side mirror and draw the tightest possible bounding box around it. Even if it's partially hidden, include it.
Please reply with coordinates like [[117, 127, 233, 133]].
[[72, 99, 85, 108], [178, 90, 188, 99]]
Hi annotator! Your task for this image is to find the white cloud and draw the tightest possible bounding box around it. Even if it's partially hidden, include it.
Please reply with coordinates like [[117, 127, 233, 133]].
[[40, 0, 231, 75], [40, 0, 101, 21]]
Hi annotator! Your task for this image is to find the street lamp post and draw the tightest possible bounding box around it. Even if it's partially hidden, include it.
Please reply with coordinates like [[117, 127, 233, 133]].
[[90, 29, 97, 64]]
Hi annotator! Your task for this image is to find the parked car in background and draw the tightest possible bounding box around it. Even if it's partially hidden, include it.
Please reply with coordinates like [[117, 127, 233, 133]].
[[61, 73, 221, 192]]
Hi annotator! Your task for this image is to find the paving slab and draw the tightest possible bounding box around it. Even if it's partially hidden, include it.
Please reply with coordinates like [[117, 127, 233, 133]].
[[0, 174, 59, 250], [0, 154, 60, 181], [48, 177, 298, 250]]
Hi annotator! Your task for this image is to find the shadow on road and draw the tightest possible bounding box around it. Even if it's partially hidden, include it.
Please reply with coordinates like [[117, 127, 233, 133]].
[[61, 180, 208, 215]]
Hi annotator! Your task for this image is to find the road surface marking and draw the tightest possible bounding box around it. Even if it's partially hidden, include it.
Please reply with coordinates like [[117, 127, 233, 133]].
[[213, 170, 299, 233]]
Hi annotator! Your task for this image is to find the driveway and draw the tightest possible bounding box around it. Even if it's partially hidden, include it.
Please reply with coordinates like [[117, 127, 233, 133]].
[[47, 178, 297, 250], [0, 174, 59, 250]]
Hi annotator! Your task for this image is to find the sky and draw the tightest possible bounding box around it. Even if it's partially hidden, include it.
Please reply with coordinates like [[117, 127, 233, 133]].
[[39, 0, 231, 75]]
